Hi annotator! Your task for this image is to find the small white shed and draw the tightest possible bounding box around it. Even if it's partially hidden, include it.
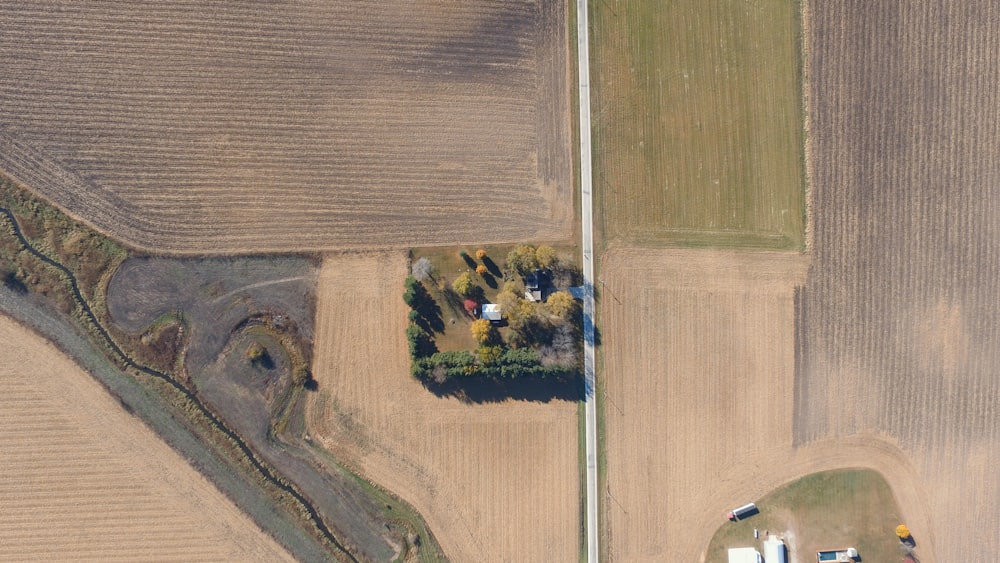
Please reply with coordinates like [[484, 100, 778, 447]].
[[482, 303, 502, 322], [728, 547, 762, 563]]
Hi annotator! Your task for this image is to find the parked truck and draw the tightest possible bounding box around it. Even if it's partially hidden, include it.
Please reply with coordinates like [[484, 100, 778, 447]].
[[727, 502, 757, 521]]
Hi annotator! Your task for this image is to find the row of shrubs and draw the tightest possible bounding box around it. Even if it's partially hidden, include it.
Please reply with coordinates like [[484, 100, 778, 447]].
[[410, 348, 574, 381]]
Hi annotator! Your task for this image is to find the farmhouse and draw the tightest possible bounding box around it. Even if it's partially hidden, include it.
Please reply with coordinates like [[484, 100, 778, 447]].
[[524, 269, 552, 302], [482, 303, 502, 323]]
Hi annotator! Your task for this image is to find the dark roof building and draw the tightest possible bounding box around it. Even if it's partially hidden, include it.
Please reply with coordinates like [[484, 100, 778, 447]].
[[524, 268, 552, 302]]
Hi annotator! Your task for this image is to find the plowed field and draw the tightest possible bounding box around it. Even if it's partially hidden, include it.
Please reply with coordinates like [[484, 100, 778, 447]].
[[794, 1, 1000, 560], [599, 249, 936, 562], [0, 314, 292, 562], [601, 2, 1000, 561], [0, 1, 571, 253], [307, 252, 579, 562]]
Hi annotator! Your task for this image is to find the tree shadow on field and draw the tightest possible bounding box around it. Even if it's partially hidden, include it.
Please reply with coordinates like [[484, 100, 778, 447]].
[[419, 372, 584, 404], [411, 282, 445, 333], [482, 256, 502, 278], [482, 272, 498, 289], [438, 286, 466, 319]]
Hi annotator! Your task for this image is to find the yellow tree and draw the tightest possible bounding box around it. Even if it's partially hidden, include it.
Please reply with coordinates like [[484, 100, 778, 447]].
[[545, 290, 577, 319], [506, 244, 538, 275], [496, 286, 521, 311], [476, 249, 487, 260], [476, 264, 488, 276], [452, 272, 475, 297], [476, 345, 503, 365], [505, 300, 538, 332], [535, 245, 558, 269], [471, 319, 493, 344], [895, 524, 910, 539]]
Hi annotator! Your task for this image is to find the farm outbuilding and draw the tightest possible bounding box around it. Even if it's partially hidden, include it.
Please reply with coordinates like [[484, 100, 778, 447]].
[[728, 546, 763, 563], [764, 535, 788, 563], [727, 502, 757, 521], [524, 269, 552, 302], [482, 303, 502, 322]]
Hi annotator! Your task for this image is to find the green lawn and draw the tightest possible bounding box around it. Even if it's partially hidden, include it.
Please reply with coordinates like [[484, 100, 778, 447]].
[[705, 469, 909, 563], [591, 0, 807, 249]]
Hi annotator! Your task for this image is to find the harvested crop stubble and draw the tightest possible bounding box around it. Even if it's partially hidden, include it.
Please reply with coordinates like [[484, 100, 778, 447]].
[[0, 1, 572, 253], [599, 249, 938, 562], [794, 1, 1000, 560], [0, 314, 293, 562], [308, 252, 579, 562], [600, 248, 802, 561]]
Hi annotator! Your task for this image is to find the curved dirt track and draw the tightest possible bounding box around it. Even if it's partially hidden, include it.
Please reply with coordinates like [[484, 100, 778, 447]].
[[0, 1, 572, 254], [307, 252, 580, 562], [599, 248, 937, 562], [0, 314, 293, 562]]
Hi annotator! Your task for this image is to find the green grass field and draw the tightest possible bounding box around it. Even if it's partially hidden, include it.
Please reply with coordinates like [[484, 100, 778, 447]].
[[591, 0, 806, 249], [705, 469, 908, 562]]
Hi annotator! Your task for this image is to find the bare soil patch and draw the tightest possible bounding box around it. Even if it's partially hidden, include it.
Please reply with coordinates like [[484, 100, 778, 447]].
[[0, 1, 572, 253], [107, 255, 318, 377], [0, 313, 293, 562], [308, 252, 580, 562]]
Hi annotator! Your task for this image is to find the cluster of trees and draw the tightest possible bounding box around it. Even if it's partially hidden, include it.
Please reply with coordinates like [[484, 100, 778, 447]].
[[246, 341, 271, 368], [404, 247, 582, 384], [495, 282, 578, 348], [505, 244, 558, 276], [410, 347, 575, 382]]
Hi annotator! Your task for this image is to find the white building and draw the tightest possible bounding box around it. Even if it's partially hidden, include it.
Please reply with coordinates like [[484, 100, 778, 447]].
[[482, 303, 502, 322], [728, 547, 763, 563], [764, 535, 788, 563]]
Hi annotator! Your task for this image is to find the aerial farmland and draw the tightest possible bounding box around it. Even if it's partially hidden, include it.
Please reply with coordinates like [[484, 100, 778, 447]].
[[0, 315, 293, 562], [594, 0, 1000, 562], [0, 1, 572, 253], [0, 0, 577, 561], [0, 0, 998, 562]]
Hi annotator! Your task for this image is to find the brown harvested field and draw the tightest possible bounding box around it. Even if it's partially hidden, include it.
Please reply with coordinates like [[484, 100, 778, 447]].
[[307, 252, 579, 562], [599, 249, 938, 562], [0, 1, 572, 253], [793, 1, 1000, 560], [602, 3, 1000, 561], [0, 314, 293, 562]]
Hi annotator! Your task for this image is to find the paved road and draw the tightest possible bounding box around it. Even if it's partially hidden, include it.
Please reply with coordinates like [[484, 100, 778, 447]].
[[575, 0, 599, 561]]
